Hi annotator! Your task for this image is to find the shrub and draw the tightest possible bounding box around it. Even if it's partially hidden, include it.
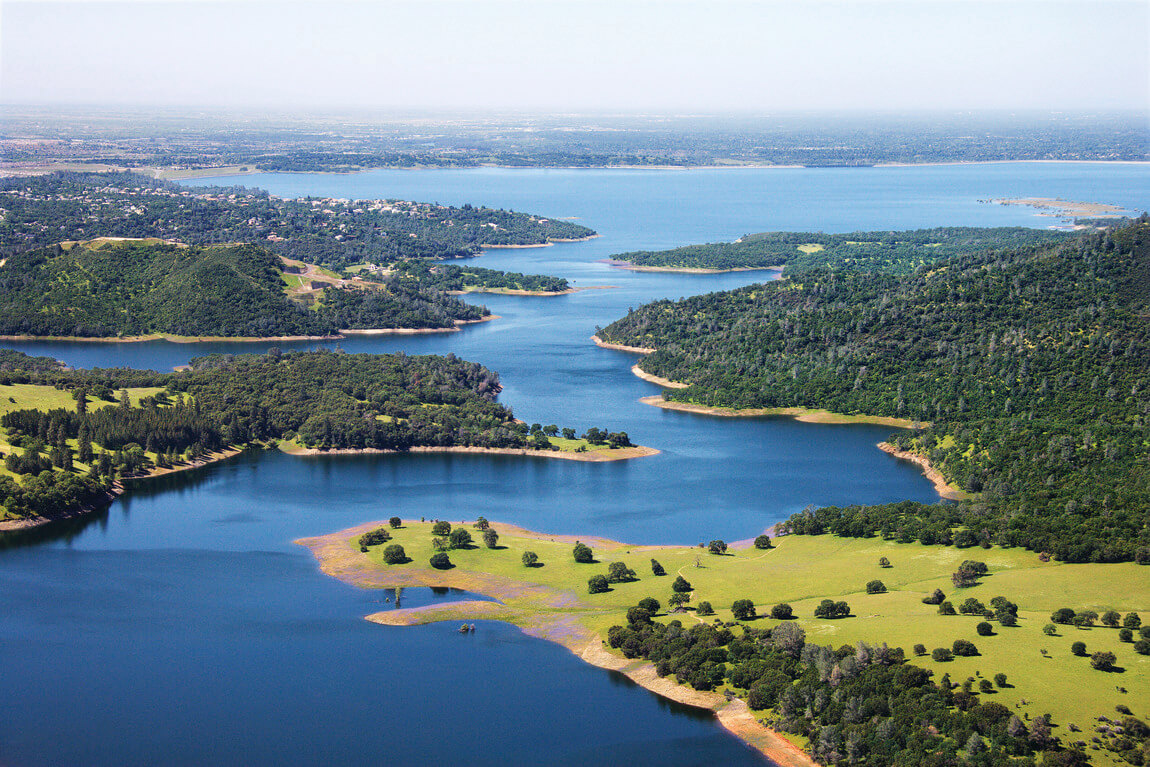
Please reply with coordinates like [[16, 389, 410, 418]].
[[770, 603, 793, 620], [606, 561, 637, 583], [878, 556, 891, 568], [994, 672, 1008, 688], [731, 599, 756, 621], [913, 643, 927, 656], [1134, 640, 1150, 655], [633, 598, 659, 615], [482, 529, 499, 549], [977, 622, 994, 636], [382, 544, 406, 564], [952, 639, 979, 656], [388, 516, 402, 528], [573, 542, 594, 563], [1043, 623, 1058, 636], [1101, 610, 1121, 628], [707, 540, 728, 555], [431, 536, 449, 552], [1071, 641, 1087, 656], [696, 601, 714, 616], [626, 607, 652, 625], [650, 558, 665, 576], [358, 527, 390, 548], [1051, 608, 1076, 625], [932, 647, 954, 662], [866, 580, 886, 594], [998, 612, 1018, 627], [448, 528, 472, 549], [959, 597, 986, 615], [431, 520, 451, 536], [521, 551, 539, 567], [1090, 651, 1117, 671], [1123, 612, 1142, 629], [1118, 628, 1133, 642], [671, 575, 692, 593], [429, 552, 451, 569], [753, 534, 772, 549], [588, 575, 609, 594], [923, 588, 946, 605], [814, 599, 850, 619], [979, 679, 994, 694]]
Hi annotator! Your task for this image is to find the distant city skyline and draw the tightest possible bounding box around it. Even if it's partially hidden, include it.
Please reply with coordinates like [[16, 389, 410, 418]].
[[2, 0, 1147, 113]]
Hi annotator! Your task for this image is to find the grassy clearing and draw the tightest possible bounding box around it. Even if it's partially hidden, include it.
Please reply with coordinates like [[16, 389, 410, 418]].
[[797, 244, 825, 254], [345, 522, 1149, 756]]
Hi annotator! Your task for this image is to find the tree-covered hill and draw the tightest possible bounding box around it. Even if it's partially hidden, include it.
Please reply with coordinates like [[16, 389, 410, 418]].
[[599, 220, 1150, 563], [0, 240, 486, 337], [611, 227, 1073, 273], [0, 172, 595, 266]]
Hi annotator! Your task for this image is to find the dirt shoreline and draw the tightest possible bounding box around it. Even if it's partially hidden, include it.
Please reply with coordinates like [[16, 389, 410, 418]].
[[447, 285, 615, 297], [876, 442, 967, 501], [0, 316, 498, 344], [630, 365, 688, 389], [607, 261, 785, 275], [279, 442, 660, 463], [590, 334, 656, 354], [639, 394, 927, 429], [295, 521, 817, 767], [479, 234, 600, 251], [0, 446, 246, 532]]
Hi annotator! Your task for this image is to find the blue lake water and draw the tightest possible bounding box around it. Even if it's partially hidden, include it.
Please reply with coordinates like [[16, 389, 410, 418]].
[[1, 163, 1146, 766]]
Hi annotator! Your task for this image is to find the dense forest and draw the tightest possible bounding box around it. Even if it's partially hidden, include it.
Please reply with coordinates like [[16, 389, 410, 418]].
[[0, 349, 630, 520], [0, 172, 595, 266], [0, 240, 486, 337], [383, 259, 570, 293], [613, 228, 1072, 274], [599, 220, 1150, 563], [607, 614, 1105, 766]]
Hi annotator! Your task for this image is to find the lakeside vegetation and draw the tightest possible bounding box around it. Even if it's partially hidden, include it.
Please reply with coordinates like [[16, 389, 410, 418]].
[[381, 259, 571, 294], [0, 349, 641, 524], [0, 239, 487, 337], [0, 172, 595, 266], [307, 520, 1150, 767], [598, 220, 1150, 564], [610, 228, 1073, 273]]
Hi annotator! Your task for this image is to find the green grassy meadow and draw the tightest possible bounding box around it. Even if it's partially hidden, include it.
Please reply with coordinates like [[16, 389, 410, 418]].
[[356, 521, 1149, 758]]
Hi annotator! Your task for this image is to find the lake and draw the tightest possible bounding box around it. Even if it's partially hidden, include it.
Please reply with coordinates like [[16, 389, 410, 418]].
[[1, 163, 1145, 766]]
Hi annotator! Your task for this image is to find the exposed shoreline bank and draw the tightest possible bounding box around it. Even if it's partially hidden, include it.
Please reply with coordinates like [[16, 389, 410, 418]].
[[605, 261, 785, 275], [447, 285, 616, 297], [0, 316, 498, 345], [876, 442, 967, 501], [278, 442, 660, 463], [638, 394, 928, 429], [590, 334, 656, 354], [296, 520, 817, 767]]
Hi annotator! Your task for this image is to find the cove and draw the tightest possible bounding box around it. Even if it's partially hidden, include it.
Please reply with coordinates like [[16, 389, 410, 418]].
[[1, 163, 1145, 766]]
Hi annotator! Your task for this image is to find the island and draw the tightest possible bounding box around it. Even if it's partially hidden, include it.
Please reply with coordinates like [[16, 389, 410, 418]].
[[0, 349, 654, 530], [301, 517, 1150, 767], [606, 227, 1073, 274], [595, 220, 1150, 565]]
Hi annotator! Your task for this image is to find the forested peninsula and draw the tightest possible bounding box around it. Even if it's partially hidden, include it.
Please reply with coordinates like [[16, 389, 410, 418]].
[[0, 172, 596, 266], [0, 239, 488, 338], [610, 228, 1073, 273], [0, 349, 647, 529], [598, 220, 1150, 564]]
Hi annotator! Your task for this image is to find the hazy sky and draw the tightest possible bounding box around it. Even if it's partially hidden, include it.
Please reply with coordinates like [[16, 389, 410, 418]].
[[3, 0, 1148, 112]]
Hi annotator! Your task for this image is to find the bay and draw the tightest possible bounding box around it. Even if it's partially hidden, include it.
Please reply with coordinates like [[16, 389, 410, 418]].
[[1, 163, 1144, 766]]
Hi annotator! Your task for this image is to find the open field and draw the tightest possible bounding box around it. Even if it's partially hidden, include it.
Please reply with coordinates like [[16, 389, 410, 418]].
[[302, 520, 1150, 765]]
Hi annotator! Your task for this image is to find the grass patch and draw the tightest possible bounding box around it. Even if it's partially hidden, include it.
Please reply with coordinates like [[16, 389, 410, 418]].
[[343, 522, 1149, 748]]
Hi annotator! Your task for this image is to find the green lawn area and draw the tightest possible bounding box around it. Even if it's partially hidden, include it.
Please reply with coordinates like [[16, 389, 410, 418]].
[[546, 436, 615, 453], [352, 522, 1149, 757]]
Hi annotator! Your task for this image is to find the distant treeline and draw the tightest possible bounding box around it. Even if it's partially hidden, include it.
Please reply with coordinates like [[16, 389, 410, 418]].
[[613, 228, 1073, 274], [599, 220, 1150, 563], [384, 260, 570, 293]]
